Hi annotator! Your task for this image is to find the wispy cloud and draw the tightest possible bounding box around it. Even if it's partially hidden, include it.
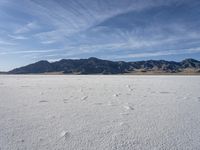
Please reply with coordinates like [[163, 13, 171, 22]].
[[114, 47, 200, 59], [25, 0, 183, 43], [0, 49, 59, 55], [0, 0, 200, 70], [14, 22, 40, 34], [8, 34, 28, 40], [0, 39, 16, 46], [40, 40, 57, 44]]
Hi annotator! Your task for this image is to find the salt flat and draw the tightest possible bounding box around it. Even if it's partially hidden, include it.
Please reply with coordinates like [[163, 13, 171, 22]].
[[0, 75, 200, 150]]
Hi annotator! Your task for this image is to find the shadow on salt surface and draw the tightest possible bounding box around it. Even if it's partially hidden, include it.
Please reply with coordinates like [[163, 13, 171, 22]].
[[39, 100, 48, 103], [20, 85, 30, 88], [93, 102, 103, 105], [159, 91, 170, 94]]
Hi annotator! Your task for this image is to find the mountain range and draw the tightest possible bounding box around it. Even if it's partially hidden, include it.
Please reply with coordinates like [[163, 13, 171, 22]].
[[8, 57, 200, 75]]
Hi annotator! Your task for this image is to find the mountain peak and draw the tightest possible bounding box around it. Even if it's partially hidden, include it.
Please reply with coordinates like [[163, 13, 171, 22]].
[[88, 57, 99, 60], [36, 60, 50, 64], [182, 58, 199, 63]]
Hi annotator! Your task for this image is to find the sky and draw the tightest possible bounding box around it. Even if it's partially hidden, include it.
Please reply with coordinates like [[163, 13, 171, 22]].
[[0, 0, 200, 71]]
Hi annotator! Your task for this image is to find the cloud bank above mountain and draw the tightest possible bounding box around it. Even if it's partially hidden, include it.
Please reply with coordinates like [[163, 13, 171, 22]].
[[0, 0, 200, 70]]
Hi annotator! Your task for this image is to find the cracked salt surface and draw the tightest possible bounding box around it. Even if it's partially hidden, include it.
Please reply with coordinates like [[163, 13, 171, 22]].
[[0, 75, 200, 150]]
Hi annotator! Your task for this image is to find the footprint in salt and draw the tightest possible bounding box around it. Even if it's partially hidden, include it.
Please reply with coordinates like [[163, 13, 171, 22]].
[[18, 139, 24, 143], [119, 122, 130, 128], [79, 88, 83, 92], [126, 85, 133, 91], [108, 102, 117, 106], [48, 115, 56, 119], [63, 98, 69, 103], [39, 138, 44, 142], [60, 131, 70, 140], [123, 105, 134, 110], [119, 122, 125, 126], [183, 96, 188, 100], [81, 96, 88, 101], [21, 139, 25, 143], [123, 103, 134, 111], [52, 131, 71, 146], [113, 94, 120, 97]]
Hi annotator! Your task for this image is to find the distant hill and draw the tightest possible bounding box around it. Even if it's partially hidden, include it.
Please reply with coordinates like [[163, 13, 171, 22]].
[[0, 72, 7, 74], [8, 57, 200, 75]]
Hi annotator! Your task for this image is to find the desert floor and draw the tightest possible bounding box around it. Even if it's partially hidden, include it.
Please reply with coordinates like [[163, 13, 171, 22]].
[[0, 75, 200, 150]]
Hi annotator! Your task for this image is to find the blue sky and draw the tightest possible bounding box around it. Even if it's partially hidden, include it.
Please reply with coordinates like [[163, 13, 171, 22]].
[[0, 0, 200, 71]]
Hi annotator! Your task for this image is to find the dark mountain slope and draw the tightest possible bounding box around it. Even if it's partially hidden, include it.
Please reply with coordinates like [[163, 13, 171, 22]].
[[9, 57, 200, 74], [9, 60, 54, 74]]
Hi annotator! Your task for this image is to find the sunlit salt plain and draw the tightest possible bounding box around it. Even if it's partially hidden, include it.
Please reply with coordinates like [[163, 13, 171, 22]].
[[0, 75, 200, 150]]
